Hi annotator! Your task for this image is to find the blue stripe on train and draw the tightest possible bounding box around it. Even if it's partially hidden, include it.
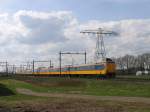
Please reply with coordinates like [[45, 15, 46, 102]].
[[37, 65, 105, 73], [95, 65, 105, 70]]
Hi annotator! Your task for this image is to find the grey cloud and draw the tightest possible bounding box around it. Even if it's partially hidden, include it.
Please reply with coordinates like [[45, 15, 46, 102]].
[[16, 12, 71, 44]]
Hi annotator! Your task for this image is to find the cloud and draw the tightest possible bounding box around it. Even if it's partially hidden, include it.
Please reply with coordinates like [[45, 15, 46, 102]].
[[0, 10, 149, 66], [13, 10, 75, 44]]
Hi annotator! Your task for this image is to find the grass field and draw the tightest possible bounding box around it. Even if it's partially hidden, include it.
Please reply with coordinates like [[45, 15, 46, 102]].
[[7, 75, 150, 97], [0, 75, 150, 112]]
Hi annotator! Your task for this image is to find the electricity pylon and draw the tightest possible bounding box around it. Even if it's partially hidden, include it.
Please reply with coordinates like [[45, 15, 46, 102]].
[[81, 28, 117, 62]]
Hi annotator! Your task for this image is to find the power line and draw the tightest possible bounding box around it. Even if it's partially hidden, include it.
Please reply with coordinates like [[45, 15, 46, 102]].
[[81, 28, 117, 62]]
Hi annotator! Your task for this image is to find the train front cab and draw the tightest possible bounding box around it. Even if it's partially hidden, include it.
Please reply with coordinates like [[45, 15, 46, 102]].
[[105, 58, 116, 78]]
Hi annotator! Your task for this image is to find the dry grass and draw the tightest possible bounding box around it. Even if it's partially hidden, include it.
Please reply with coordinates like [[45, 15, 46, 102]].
[[17, 77, 87, 88], [1, 98, 150, 112]]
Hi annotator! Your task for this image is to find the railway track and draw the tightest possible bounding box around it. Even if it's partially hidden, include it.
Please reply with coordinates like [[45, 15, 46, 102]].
[[115, 76, 150, 82]]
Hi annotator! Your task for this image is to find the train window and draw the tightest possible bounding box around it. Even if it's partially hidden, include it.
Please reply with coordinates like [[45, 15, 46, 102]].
[[95, 65, 105, 70], [69, 67, 73, 71], [106, 58, 113, 61], [77, 65, 95, 71], [77, 67, 81, 71], [73, 67, 77, 71]]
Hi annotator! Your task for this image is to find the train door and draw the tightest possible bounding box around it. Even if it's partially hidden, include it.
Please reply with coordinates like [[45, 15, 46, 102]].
[[66, 66, 71, 77]]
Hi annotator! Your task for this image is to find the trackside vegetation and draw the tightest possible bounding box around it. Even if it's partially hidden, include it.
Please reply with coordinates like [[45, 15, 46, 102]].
[[1, 76, 150, 97], [1, 76, 150, 112]]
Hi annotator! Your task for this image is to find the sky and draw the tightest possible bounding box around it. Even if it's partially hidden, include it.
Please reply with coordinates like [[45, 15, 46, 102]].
[[0, 0, 150, 67], [1, 0, 150, 21]]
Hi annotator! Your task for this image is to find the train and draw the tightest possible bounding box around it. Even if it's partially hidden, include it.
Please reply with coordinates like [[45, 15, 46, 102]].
[[34, 58, 116, 78]]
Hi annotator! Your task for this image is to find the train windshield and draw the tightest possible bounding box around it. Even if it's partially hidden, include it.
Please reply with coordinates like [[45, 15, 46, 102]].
[[106, 58, 113, 61]]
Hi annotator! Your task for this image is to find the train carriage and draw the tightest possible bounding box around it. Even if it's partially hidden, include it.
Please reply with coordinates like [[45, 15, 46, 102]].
[[34, 58, 116, 78]]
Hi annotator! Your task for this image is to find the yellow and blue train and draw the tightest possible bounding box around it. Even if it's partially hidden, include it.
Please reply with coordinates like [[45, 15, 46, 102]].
[[34, 58, 116, 78]]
